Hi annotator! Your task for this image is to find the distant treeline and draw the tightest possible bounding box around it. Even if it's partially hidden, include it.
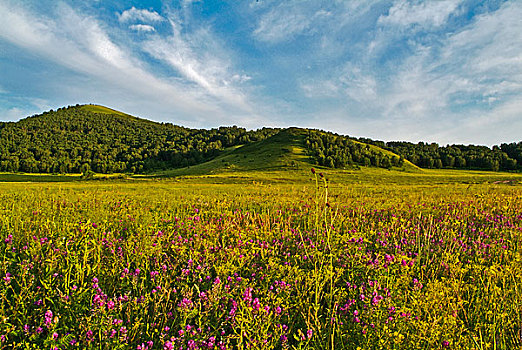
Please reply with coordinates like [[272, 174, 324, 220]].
[[306, 129, 522, 172], [305, 131, 404, 169], [359, 139, 522, 171], [0, 105, 278, 174]]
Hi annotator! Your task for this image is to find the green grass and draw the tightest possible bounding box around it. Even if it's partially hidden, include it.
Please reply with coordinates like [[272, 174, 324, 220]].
[[2, 165, 522, 187], [351, 139, 421, 171]]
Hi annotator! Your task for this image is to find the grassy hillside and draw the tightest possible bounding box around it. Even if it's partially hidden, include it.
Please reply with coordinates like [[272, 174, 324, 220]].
[[161, 128, 310, 176], [160, 127, 421, 178], [80, 104, 130, 116]]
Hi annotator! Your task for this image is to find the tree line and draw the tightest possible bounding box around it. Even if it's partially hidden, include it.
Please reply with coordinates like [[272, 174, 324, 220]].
[[358, 139, 522, 171]]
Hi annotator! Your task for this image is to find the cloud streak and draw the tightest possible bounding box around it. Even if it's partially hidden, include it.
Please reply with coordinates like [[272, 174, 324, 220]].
[[142, 14, 254, 114], [378, 0, 462, 28], [297, 0, 522, 145]]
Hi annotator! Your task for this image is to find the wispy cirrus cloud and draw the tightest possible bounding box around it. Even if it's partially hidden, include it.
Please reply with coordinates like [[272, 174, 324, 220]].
[[253, 2, 332, 43], [378, 0, 463, 28], [142, 12, 254, 113], [1, 0, 521, 145], [300, 0, 522, 145]]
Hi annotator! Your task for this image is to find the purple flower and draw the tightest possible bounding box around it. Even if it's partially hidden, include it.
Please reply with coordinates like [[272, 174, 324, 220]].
[[307, 329, 313, 339], [52, 332, 59, 340], [442, 340, 450, 347], [163, 341, 174, 350], [44, 310, 53, 327]]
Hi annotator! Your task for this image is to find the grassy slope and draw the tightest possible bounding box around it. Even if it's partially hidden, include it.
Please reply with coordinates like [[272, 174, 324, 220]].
[[1, 105, 518, 184], [351, 139, 420, 171], [157, 128, 310, 177], [80, 105, 130, 117], [80, 105, 159, 125], [158, 127, 419, 178]]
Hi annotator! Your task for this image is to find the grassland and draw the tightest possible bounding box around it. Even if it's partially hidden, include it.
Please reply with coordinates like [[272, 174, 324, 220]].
[[1, 168, 522, 349]]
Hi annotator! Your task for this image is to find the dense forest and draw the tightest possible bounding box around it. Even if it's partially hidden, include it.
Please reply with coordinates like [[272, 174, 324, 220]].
[[305, 131, 404, 169], [359, 138, 522, 171], [0, 105, 278, 174], [305, 129, 522, 172], [1, 105, 521, 174]]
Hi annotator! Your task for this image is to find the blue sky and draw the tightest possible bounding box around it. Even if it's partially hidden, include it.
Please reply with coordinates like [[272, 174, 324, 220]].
[[0, 0, 521, 146]]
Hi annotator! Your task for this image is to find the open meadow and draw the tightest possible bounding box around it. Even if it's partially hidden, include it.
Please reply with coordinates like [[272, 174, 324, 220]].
[[1, 168, 522, 349]]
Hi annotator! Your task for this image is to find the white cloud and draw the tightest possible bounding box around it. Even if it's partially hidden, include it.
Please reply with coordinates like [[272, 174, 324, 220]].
[[388, 0, 522, 117], [118, 7, 163, 23], [253, 3, 332, 43], [378, 0, 462, 28], [301, 63, 377, 103], [0, 99, 50, 121], [142, 19, 254, 113], [129, 24, 156, 33]]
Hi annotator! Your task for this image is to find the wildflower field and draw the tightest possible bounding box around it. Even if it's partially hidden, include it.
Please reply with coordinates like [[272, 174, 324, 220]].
[[1, 169, 522, 349]]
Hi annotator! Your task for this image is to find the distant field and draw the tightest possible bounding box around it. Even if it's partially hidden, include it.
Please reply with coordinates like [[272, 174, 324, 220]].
[[1, 168, 521, 349]]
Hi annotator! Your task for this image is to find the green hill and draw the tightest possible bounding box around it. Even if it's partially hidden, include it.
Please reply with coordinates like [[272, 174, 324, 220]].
[[4, 104, 519, 176], [0, 105, 278, 174], [161, 127, 419, 177], [161, 128, 311, 176]]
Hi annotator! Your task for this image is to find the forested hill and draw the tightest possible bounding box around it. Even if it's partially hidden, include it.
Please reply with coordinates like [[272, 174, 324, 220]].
[[305, 130, 522, 172], [1, 104, 521, 174], [0, 105, 278, 174], [358, 138, 522, 172]]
